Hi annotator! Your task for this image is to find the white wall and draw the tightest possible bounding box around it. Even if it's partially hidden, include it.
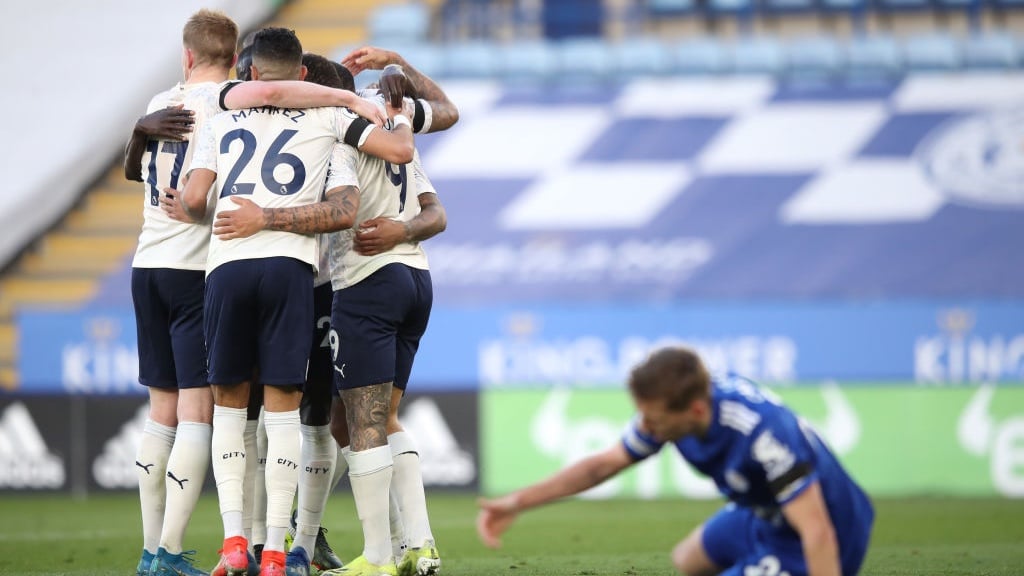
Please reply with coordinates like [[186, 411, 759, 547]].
[[0, 0, 280, 267]]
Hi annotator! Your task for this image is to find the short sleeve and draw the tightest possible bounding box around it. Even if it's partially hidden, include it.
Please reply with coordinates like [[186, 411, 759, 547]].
[[187, 120, 218, 174], [749, 416, 818, 506], [333, 106, 374, 148], [325, 143, 361, 192], [621, 415, 664, 462]]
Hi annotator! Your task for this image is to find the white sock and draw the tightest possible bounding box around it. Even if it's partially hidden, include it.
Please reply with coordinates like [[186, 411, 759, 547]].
[[242, 419, 258, 549], [293, 424, 337, 553], [160, 421, 211, 554], [330, 444, 350, 489], [253, 412, 268, 548], [262, 409, 301, 553], [389, 432, 434, 548], [348, 445, 394, 566], [212, 406, 248, 538], [137, 419, 175, 555], [390, 489, 407, 560]]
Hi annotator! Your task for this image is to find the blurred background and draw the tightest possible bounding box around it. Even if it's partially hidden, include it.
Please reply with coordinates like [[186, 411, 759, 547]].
[[0, 0, 1022, 502]]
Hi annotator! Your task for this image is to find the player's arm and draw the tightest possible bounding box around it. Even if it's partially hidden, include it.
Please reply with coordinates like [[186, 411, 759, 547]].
[[781, 481, 841, 576], [213, 185, 360, 239], [350, 111, 415, 165], [220, 81, 385, 127], [477, 444, 634, 549], [123, 105, 195, 181], [353, 192, 446, 256], [342, 46, 459, 132]]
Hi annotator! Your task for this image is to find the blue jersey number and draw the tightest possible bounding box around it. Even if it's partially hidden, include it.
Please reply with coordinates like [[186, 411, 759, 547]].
[[220, 129, 307, 198], [145, 141, 189, 206], [384, 161, 407, 213]]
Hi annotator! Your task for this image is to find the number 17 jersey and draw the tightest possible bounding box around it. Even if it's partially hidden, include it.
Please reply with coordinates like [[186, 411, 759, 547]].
[[189, 103, 373, 276]]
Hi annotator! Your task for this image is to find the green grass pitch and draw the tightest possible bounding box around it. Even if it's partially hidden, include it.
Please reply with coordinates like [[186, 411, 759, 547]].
[[1, 493, 1022, 575]]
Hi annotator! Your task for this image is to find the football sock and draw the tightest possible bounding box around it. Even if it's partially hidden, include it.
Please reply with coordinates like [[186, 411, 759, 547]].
[[252, 413, 268, 549], [348, 445, 394, 565], [212, 405, 248, 538], [242, 418, 259, 549], [137, 419, 175, 555], [388, 431, 434, 549], [293, 424, 336, 554], [160, 421, 210, 554], [263, 409, 300, 553]]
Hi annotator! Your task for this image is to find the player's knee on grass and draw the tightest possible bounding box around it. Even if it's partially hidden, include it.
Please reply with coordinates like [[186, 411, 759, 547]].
[[671, 528, 720, 576]]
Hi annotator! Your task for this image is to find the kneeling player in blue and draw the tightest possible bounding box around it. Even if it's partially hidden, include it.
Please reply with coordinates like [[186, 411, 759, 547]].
[[477, 347, 873, 576]]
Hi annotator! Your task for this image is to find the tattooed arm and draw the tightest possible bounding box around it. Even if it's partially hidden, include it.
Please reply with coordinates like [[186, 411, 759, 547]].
[[212, 185, 360, 240]]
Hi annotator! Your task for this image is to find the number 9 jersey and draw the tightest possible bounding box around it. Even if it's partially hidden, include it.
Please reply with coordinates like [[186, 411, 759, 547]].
[[189, 102, 374, 276]]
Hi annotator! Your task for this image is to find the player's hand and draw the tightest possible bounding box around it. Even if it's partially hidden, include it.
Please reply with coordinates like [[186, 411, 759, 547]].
[[160, 187, 193, 223], [341, 46, 399, 76], [136, 105, 194, 140], [477, 494, 521, 549], [354, 217, 408, 256], [347, 96, 386, 128], [214, 197, 266, 240], [379, 64, 414, 109]]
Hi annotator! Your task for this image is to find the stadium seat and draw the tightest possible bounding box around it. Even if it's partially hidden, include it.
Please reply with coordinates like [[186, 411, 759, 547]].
[[706, 0, 757, 33], [368, 3, 431, 45], [731, 37, 786, 75], [903, 33, 962, 71], [555, 38, 613, 80], [647, 0, 698, 15], [673, 38, 730, 75], [845, 35, 903, 79], [441, 41, 499, 78], [962, 33, 1019, 69], [763, 0, 817, 13], [786, 36, 844, 78], [498, 40, 557, 82], [611, 37, 674, 77]]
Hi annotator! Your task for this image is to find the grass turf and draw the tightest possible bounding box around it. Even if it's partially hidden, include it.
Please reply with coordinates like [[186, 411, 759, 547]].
[[1, 493, 1022, 575]]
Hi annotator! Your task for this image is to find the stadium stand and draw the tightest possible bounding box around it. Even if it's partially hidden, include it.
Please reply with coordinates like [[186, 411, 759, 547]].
[[1, 0, 1022, 390]]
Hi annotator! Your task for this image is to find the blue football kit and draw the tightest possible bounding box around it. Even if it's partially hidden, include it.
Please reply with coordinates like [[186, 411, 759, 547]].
[[622, 375, 874, 576]]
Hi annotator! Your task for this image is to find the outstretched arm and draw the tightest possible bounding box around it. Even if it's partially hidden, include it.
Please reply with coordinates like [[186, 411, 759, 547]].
[[212, 185, 361, 239], [124, 105, 195, 181], [782, 481, 841, 576], [222, 81, 386, 127], [353, 192, 446, 256], [341, 46, 459, 132], [477, 444, 634, 549]]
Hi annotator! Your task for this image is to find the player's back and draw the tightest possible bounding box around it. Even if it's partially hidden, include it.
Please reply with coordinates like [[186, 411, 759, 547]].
[[328, 142, 429, 290], [133, 81, 226, 270], [198, 105, 354, 275]]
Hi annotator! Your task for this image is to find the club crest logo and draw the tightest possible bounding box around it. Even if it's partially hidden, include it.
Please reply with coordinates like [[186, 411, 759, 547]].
[[917, 107, 1024, 209]]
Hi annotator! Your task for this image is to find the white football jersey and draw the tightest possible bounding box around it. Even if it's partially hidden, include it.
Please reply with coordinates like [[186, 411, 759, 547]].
[[327, 146, 433, 291], [189, 103, 374, 276], [132, 81, 228, 270]]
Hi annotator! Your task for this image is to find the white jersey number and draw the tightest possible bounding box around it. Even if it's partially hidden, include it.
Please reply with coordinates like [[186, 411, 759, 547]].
[[220, 128, 307, 198]]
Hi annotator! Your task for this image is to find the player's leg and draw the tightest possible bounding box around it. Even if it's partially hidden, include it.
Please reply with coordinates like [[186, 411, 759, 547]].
[[390, 267, 439, 576], [257, 257, 312, 576], [152, 269, 213, 576], [207, 262, 260, 576], [671, 504, 755, 576], [289, 282, 342, 576], [330, 269, 403, 574], [131, 268, 178, 576]]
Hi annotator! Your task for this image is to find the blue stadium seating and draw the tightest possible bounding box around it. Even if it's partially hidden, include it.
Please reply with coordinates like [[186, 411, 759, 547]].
[[555, 38, 613, 80], [845, 35, 903, 79], [611, 37, 675, 77], [786, 36, 845, 78], [369, 2, 431, 44], [903, 33, 963, 70], [498, 40, 557, 82], [731, 37, 786, 74], [646, 0, 698, 15], [673, 38, 731, 74], [442, 41, 499, 77], [962, 32, 1019, 68]]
